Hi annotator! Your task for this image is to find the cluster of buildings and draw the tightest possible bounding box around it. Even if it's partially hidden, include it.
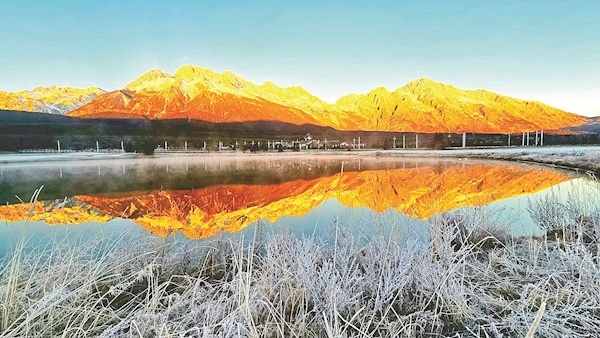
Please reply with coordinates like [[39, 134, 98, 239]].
[[265, 134, 364, 151]]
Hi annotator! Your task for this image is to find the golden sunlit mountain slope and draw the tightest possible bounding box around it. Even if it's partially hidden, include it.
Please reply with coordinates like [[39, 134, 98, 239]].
[[70, 65, 351, 127], [0, 164, 570, 239], [334, 79, 587, 133], [68, 65, 586, 133], [0, 86, 105, 114]]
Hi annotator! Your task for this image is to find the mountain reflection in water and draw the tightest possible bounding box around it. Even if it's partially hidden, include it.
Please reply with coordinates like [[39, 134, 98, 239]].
[[0, 158, 572, 239]]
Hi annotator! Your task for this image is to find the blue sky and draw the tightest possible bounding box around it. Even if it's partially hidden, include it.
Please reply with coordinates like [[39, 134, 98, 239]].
[[1, 1, 598, 115]]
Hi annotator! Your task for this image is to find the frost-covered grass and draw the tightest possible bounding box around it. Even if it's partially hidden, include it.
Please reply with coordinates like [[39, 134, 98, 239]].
[[1, 199, 600, 337], [381, 145, 600, 173], [466, 147, 600, 173]]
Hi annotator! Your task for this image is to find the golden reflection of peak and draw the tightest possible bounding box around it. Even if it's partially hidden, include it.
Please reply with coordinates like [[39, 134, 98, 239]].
[[0, 202, 111, 225], [0, 164, 572, 239]]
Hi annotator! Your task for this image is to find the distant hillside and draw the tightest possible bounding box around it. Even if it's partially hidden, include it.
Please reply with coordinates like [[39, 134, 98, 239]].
[[2, 109, 596, 152], [0, 86, 104, 114], [568, 116, 600, 134], [0, 110, 411, 151]]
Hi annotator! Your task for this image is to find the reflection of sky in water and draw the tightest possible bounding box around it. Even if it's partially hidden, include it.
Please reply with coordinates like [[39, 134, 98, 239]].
[[0, 198, 429, 258], [240, 198, 430, 245], [0, 219, 144, 257], [480, 177, 600, 236]]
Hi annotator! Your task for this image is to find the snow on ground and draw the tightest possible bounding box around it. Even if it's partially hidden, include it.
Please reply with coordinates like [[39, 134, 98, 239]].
[[378, 145, 600, 173], [455, 146, 600, 173]]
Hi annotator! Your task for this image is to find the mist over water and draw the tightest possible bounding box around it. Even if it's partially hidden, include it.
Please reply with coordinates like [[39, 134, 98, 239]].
[[0, 156, 453, 205]]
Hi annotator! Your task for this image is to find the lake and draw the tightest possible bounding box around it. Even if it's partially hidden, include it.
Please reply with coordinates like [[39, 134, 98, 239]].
[[1, 154, 598, 255]]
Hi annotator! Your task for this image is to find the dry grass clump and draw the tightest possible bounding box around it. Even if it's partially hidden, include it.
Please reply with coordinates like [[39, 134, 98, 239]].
[[1, 196, 600, 337], [528, 180, 600, 248]]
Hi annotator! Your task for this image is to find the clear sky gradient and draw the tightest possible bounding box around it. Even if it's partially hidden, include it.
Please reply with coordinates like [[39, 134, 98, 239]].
[[1, 1, 598, 116]]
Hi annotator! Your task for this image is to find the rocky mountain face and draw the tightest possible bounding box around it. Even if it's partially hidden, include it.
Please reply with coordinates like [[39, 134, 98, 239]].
[[333, 78, 587, 133], [1, 65, 586, 133], [0, 86, 105, 115], [68, 65, 586, 133]]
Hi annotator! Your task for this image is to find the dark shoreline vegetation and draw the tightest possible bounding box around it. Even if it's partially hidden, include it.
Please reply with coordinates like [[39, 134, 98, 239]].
[[1, 110, 599, 153], [1, 189, 600, 337]]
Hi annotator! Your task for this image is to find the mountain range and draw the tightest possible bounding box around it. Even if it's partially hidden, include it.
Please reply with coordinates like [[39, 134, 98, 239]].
[[0, 65, 588, 133]]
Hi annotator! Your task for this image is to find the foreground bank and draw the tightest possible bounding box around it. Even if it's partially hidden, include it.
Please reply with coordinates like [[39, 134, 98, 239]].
[[1, 191, 599, 337]]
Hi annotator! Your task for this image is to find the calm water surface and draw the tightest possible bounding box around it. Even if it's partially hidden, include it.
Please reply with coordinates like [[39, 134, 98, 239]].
[[1, 155, 598, 255]]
